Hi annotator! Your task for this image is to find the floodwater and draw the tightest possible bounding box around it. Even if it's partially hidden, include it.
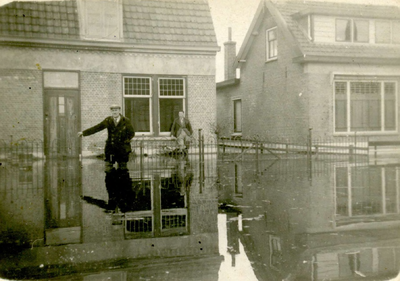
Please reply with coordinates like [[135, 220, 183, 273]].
[[1, 153, 400, 281]]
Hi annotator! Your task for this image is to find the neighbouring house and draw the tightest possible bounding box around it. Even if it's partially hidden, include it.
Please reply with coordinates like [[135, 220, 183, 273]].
[[217, 0, 400, 143], [0, 0, 219, 157]]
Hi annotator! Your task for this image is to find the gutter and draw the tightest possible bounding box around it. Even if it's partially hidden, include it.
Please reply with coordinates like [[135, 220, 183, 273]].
[[293, 55, 400, 65], [0, 36, 221, 55], [216, 78, 240, 90]]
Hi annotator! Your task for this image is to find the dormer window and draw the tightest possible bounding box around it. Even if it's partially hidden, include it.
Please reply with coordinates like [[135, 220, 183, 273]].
[[335, 19, 369, 43], [79, 0, 122, 41], [375, 20, 400, 44]]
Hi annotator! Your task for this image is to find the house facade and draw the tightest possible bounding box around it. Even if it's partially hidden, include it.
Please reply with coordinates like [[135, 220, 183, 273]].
[[217, 0, 400, 142], [0, 0, 219, 157]]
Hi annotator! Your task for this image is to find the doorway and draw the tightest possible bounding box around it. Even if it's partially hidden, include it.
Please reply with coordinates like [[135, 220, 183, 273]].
[[44, 89, 80, 158]]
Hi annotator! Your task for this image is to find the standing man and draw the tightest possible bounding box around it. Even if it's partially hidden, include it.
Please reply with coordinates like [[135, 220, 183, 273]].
[[78, 104, 135, 170], [170, 111, 193, 153]]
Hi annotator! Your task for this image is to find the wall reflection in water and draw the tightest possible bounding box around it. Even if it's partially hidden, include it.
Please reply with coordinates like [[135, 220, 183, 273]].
[[0, 155, 221, 280], [218, 158, 400, 281]]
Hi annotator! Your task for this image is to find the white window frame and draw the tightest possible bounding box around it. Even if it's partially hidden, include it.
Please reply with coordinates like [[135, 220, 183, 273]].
[[157, 77, 186, 136], [335, 18, 369, 43], [333, 79, 398, 135], [266, 27, 278, 62], [123, 76, 153, 136], [232, 98, 242, 135]]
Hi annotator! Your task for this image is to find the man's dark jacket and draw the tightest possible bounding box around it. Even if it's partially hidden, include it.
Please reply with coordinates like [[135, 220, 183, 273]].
[[170, 117, 193, 137], [83, 115, 135, 161]]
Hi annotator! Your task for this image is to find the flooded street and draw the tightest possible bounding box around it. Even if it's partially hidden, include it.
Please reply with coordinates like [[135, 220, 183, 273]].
[[1, 152, 400, 280]]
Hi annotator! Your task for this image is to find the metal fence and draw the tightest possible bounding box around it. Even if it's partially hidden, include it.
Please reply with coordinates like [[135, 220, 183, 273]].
[[0, 133, 370, 163]]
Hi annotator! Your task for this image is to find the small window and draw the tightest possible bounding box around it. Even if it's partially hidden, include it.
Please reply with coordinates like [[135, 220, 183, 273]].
[[266, 27, 278, 61], [336, 18, 369, 43], [233, 99, 242, 133], [375, 21, 391, 44]]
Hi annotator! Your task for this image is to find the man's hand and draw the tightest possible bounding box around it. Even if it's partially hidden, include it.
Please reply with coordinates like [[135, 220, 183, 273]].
[[77, 132, 83, 137]]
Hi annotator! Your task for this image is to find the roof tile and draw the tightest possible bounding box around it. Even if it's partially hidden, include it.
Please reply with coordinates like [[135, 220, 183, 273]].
[[0, 0, 217, 47]]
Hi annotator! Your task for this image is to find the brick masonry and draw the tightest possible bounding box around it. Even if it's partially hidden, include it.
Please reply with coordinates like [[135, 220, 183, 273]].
[[80, 71, 123, 154], [187, 75, 217, 139], [0, 69, 43, 142]]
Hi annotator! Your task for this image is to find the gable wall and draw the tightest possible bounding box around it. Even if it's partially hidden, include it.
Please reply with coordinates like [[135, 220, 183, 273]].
[[217, 12, 309, 140]]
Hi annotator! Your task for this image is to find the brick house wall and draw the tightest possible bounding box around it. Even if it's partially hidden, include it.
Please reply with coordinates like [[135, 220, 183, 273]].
[[0, 68, 43, 142], [0, 46, 217, 154]]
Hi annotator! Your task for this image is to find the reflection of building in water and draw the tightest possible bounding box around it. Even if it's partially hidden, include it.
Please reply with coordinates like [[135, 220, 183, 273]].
[[45, 159, 82, 245], [0, 157, 221, 280], [218, 159, 400, 281]]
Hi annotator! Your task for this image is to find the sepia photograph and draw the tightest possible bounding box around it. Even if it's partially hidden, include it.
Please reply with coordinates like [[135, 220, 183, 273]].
[[1, 0, 400, 280]]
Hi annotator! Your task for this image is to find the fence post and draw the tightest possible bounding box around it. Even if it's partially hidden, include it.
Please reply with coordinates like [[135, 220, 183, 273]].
[[140, 138, 144, 173], [307, 127, 312, 164], [255, 139, 259, 174], [198, 129, 204, 192]]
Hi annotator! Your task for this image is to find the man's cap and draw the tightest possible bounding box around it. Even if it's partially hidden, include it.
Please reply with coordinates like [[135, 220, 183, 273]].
[[110, 104, 121, 109]]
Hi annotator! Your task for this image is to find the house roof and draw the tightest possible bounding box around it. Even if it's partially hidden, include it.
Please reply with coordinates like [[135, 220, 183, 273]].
[[235, 0, 400, 67], [0, 0, 218, 50]]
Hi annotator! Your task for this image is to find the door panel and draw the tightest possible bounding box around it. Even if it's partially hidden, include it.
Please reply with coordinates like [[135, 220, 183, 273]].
[[44, 90, 80, 157]]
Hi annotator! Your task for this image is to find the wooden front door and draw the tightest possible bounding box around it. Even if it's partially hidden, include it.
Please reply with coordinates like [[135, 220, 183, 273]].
[[44, 90, 80, 158]]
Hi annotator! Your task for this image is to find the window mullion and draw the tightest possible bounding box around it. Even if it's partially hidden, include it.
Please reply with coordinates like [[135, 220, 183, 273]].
[[348, 165, 352, 217], [382, 167, 386, 214], [347, 81, 351, 133], [381, 82, 385, 131]]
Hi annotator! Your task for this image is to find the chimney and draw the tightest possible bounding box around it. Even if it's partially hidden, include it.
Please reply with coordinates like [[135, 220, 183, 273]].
[[224, 27, 237, 81]]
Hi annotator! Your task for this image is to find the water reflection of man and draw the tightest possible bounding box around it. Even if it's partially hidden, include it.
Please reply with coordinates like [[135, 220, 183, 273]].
[[78, 104, 135, 170], [170, 111, 193, 153], [174, 158, 193, 196], [81, 168, 151, 214]]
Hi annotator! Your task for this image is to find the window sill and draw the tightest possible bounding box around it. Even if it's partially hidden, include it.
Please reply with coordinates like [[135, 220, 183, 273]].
[[265, 58, 277, 63], [333, 131, 398, 136]]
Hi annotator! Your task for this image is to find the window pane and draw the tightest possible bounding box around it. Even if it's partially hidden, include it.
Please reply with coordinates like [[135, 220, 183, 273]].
[[353, 20, 369, 42], [335, 82, 347, 132], [392, 21, 400, 44], [125, 98, 150, 132], [385, 82, 396, 130], [267, 28, 277, 60], [350, 82, 381, 131], [124, 77, 150, 96], [269, 40, 277, 58], [234, 100, 242, 132], [375, 21, 391, 43], [159, 99, 183, 132], [336, 19, 351, 42], [268, 29, 276, 40], [159, 79, 184, 96]]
